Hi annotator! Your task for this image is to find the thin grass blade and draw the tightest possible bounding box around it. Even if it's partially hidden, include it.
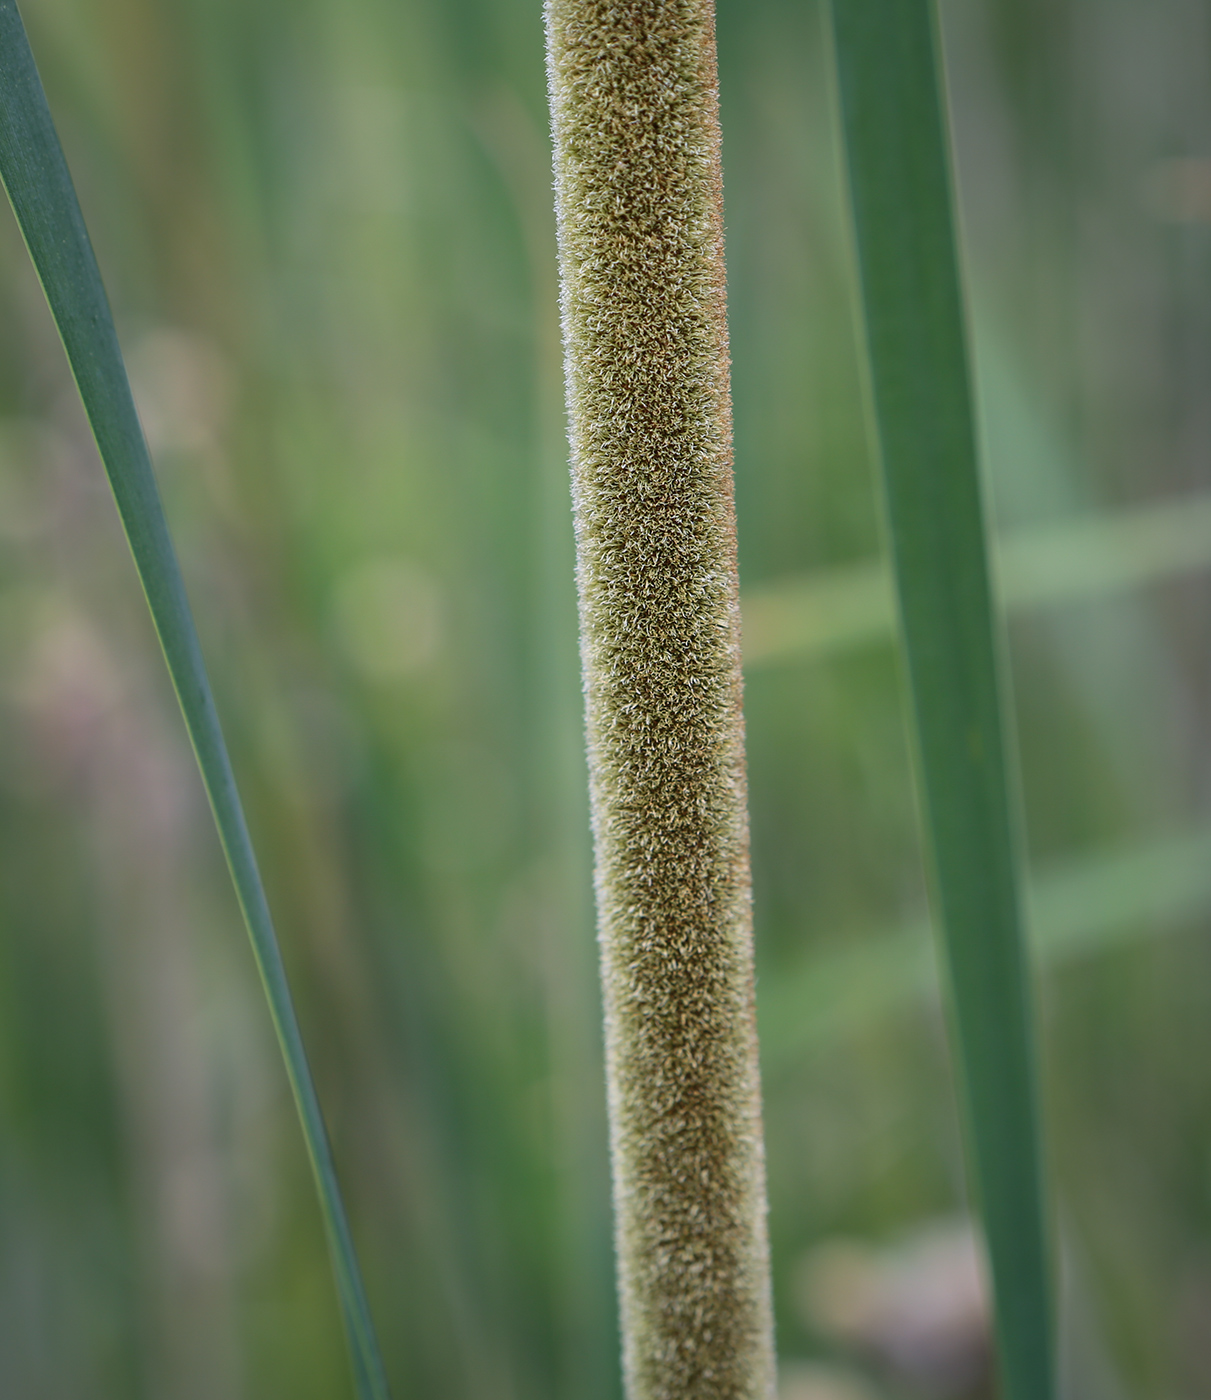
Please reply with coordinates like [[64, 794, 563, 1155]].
[[0, 5, 390, 1394], [825, 3, 1055, 1397]]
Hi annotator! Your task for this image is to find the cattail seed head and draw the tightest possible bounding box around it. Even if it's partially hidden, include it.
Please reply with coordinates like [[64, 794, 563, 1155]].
[[545, 3, 776, 1397]]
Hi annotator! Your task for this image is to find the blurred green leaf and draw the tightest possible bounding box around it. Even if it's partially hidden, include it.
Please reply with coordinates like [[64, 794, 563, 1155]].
[[827, 1, 1055, 1397], [0, 4, 390, 1395], [743, 490, 1211, 667], [761, 823, 1211, 1061]]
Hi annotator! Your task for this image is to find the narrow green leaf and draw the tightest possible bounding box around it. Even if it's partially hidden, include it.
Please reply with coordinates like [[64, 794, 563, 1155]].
[[0, 5, 391, 1395], [826, 3, 1055, 1398]]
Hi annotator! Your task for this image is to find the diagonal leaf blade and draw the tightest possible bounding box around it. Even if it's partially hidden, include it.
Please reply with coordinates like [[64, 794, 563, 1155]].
[[825, 3, 1056, 1398], [0, 4, 390, 1395]]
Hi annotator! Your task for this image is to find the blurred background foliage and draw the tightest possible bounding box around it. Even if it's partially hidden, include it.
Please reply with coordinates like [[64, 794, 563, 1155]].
[[1, 0, 1210, 1396]]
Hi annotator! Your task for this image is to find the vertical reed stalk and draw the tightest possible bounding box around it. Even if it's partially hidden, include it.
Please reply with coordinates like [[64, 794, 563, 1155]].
[[545, 4, 775, 1397], [827, 3, 1055, 1398]]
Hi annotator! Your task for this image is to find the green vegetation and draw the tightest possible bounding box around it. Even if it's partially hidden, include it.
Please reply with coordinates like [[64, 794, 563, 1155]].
[[828, 2, 1052, 1395], [0, 0, 1207, 1398], [0, 5, 388, 1394]]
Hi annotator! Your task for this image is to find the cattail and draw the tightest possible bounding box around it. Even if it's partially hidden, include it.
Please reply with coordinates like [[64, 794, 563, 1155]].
[[545, 4, 775, 1398]]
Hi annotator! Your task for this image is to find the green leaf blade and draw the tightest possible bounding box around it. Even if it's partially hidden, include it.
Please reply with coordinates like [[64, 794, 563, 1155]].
[[0, 4, 390, 1395], [826, 4, 1056, 1399]]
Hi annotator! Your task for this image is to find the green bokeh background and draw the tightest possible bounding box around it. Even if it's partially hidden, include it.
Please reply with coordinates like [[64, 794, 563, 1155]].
[[2, 0, 1210, 1395]]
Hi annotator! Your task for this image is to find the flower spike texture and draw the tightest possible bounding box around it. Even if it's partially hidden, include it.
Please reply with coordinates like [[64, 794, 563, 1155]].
[[546, 3, 776, 1397]]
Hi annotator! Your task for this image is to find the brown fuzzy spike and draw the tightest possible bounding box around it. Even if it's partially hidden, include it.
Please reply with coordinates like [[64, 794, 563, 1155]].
[[545, 4, 775, 1397]]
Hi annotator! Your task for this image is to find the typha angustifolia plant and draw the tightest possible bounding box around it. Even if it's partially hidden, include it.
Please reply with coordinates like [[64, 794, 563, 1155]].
[[545, 3, 776, 1397], [826, 2, 1056, 1398], [0, 3, 391, 1395]]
